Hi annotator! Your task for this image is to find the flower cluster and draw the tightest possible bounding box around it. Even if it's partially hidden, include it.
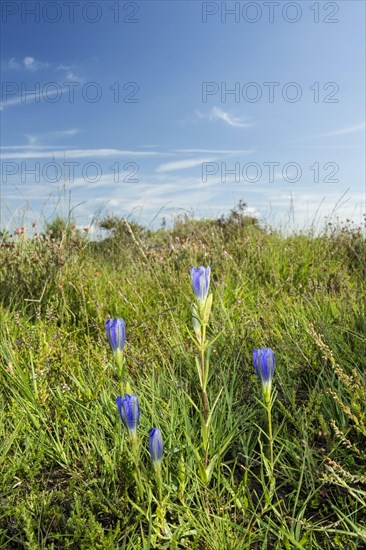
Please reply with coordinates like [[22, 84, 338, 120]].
[[115, 392, 163, 463], [191, 267, 276, 397], [105, 318, 164, 479], [104, 265, 276, 495]]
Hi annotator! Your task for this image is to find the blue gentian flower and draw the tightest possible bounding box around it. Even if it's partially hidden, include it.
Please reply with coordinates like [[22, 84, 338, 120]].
[[116, 394, 140, 437], [190, 266, 211, 304], [253, 348, 275, 399], [105, 318, 126, 353], [148, 428, 164, 464]]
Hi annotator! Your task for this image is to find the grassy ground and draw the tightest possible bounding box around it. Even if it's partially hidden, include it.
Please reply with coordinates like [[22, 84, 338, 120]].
[[1, 209, 365, 549]]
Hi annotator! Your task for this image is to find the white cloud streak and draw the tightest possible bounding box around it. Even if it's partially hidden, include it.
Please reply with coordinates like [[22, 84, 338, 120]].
[[0, 86, 70, 111], [8, 56, 50, 71], [291, 122, 366, 143], [156, 157, 215, 173], [174, 148, 254, 154], [0, 149, 169, 159], [315, 123, 366, 138], [196, 107, 254, 128]]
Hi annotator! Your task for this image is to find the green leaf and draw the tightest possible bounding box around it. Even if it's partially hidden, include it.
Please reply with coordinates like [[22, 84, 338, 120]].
[[202, 293, 213, 324]]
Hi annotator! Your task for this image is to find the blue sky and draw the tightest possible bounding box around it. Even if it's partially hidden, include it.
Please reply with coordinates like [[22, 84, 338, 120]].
[[1, 0, 365, 232]]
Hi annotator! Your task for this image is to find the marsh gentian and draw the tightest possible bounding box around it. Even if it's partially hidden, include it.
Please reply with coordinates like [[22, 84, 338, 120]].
[[116, 393, 140, 437], [253, 348, 275, 400], [148, 428, 164, 464], [190, 266, 211, 305], [105, 318, 126, 372], [105, 318, 126, 353]]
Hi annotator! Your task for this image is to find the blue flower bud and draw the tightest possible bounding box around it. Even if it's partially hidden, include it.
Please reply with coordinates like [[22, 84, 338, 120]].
[[253, 348, 275, 399], [105, 318, 126, 353], [190, 266, 211, 304], [148, 428, 164, 463], [116, 394, 140, 437]]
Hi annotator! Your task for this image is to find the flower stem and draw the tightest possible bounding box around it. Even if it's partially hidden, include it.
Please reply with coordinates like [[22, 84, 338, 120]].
[[115, 350, 124, 377], [264, 390, 275, 488], [200, 323, 208, 423], [131, 435, 144, 500], [200, 322, 210, 467], [155, 463, 163, 503], [201, 353, 208, 423]]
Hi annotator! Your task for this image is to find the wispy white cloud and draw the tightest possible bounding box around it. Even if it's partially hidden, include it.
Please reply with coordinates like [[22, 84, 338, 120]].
[[174, 148, 254, 154], [196, 107, 254, 128], [80, 176, 261, 226], [1, 145, 66, 150], [156, 157, 215, 173], [1, 148, 168, 160], [291, 122, 366, 143], [316, 123, 365, 138], [21, 129, 80, 146], [69, 174, 184, 191], [0, 86, 70, 111], [298, 145, 357, 150], [8, 57, 20, 69], [55, 64, 71, 71], [156, 148, 254, 173], [24, 57, 50, 71], [8, 56, 50, 71], [211, 107, 253, 128], [55, 64, 84, 82], [65, 71, 82, 82], [3, 164, 364, 231], [2, 60, 84, 110], [54, 128, 79, 138], [23, 134, 38, 146]]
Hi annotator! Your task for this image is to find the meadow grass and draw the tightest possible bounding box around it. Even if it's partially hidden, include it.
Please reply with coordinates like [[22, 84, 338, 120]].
[[0, 209, 365, 549]]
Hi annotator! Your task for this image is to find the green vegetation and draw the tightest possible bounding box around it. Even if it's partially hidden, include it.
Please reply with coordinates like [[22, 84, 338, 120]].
[[1, 206, 365, 549]]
